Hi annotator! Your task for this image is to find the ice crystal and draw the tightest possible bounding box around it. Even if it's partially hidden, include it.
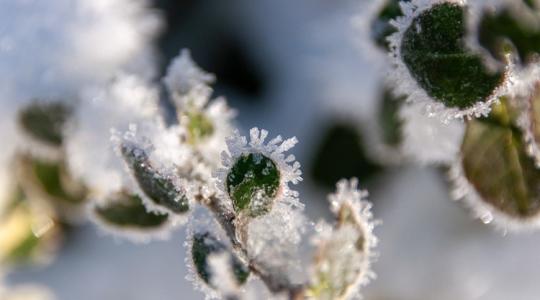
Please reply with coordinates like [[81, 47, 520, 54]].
[[164, 49, 216, 101]]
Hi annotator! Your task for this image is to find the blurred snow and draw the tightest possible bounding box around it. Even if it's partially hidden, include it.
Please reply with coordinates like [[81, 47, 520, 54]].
[[6, 0, 540, 300]]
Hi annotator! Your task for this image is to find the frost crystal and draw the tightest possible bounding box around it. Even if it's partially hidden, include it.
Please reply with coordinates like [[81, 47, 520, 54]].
[[164, 49, 216, 101]]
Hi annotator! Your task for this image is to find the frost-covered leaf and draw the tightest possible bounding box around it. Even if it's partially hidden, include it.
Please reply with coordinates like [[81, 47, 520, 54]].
[[308, 179, 377, 300], [400, 2, 505, 109], [18, 102, 71, 147], [460, 99, 540, 220], [191, 231, 250, 286], [226, 153, 280, 217], [478, 4, 540, 66], [121, 143, 189, 214], [94, 192, 169, 229]]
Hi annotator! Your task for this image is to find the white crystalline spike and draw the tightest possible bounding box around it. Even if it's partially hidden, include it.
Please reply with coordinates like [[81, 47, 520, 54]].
[[259, 129, 269, 144], [249, 127, 261, 146], [276, 137, 298, 154], [164, 49, 215, 99], [214, 128, 304, 219]]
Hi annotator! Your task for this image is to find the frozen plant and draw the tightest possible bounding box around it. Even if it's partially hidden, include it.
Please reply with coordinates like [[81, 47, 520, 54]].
[[1, 42, 379, 298], [362, 0, 540, 230], [110, 51, 378, 299]]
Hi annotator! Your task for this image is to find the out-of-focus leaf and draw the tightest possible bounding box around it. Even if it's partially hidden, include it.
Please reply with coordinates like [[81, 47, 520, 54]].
[[18, 102, 71, 147], [478, 6, 540, 66], [379, 87, 404, 147], [461, 99, 540, 218]]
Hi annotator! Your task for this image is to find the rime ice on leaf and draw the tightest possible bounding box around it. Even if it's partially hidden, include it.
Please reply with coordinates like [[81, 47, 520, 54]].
[[215, 128, 302, 218], [120, 141, 189, 214], [401, 2, 504, 108], [452, 98, 540, 229], [191, 231, 250, 286], [388, 0, 511, 121], [308, 179, 377, 300]]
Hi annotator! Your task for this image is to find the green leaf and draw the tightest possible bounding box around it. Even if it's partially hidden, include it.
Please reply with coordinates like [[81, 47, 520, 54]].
[[478, 5, 540, 66], [401, 3, 505, 108], [226, 153, 280, 216], [461, 99, 540, 218], [18, 102, 71, 147], [186, 111, 214, 145], [121, 144, 189, 214], [94, 193, 169, 229], [191, 231, 250, 286]]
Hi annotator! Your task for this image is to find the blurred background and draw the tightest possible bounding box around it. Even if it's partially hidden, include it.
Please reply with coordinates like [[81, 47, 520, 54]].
[[5, 0, 540, 299]]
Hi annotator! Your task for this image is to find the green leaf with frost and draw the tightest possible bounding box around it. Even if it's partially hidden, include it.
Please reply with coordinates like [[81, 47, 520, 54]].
[[121, 144, 189, 214], [95, 193, 168, 229], [401, 3, 505, 108], [18, 102, 71, 147], [226, 153, 280, 217], [191, 231, 250, 286], [461, 99, 540, 218]]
